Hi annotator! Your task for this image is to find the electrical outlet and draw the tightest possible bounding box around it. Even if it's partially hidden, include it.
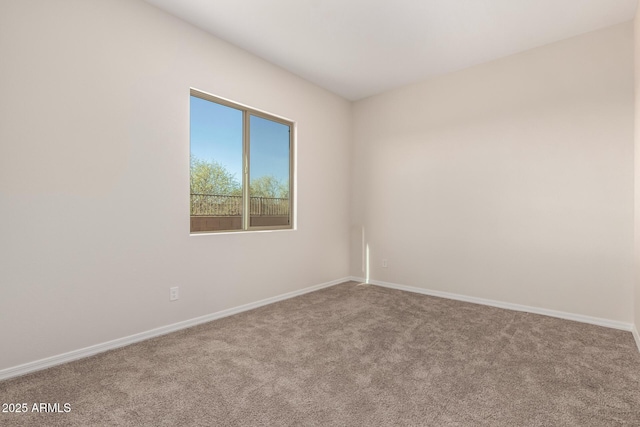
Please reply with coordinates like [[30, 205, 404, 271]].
[[170, 287, 179, 301], [382, 259, 388, 268]]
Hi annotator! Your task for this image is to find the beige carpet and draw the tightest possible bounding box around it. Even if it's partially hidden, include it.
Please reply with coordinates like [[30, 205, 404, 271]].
[[1, 281, 639, 426]]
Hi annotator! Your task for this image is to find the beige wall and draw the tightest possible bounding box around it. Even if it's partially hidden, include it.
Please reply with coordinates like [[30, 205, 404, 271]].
[[351, 23, 635, 323], [635, 9, 640, 342], [0, 0, 351, 370]]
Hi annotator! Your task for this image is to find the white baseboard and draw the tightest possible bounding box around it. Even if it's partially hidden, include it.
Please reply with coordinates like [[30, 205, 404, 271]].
[[351, 276, 634, 332], [0, 277, 350, 382], [633, 325, 640, 353]]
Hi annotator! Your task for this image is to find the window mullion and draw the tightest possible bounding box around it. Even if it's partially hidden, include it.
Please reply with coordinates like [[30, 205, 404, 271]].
[[242, 111, 250, 230]]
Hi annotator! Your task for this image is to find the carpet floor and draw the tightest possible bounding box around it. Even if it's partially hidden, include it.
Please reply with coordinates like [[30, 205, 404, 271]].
[[1, 281, 639, 426]]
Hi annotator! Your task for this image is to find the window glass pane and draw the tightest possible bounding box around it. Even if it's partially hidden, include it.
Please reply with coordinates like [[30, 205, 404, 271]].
[[249, 115, 291, 227], [190, 96, 243, 232]]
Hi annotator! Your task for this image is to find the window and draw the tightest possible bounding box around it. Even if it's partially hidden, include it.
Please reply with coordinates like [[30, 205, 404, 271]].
[[189, 89, 293, 233]]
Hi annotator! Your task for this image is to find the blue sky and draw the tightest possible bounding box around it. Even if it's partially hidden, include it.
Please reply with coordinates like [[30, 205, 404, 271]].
[[190, 96, 290, 183]]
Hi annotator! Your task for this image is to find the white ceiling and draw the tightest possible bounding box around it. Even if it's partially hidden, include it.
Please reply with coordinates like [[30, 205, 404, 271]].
[[145, 0, 638, 101]]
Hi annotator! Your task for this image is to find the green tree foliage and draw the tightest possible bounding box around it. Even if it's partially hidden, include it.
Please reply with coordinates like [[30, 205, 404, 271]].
[[190, 155, 241, 196], [190, 155, 289, 199], [250, 175, 289, 199]]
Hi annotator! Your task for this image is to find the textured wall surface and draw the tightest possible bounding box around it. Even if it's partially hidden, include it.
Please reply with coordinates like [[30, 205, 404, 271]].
[[351, 23, 634, 323]]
